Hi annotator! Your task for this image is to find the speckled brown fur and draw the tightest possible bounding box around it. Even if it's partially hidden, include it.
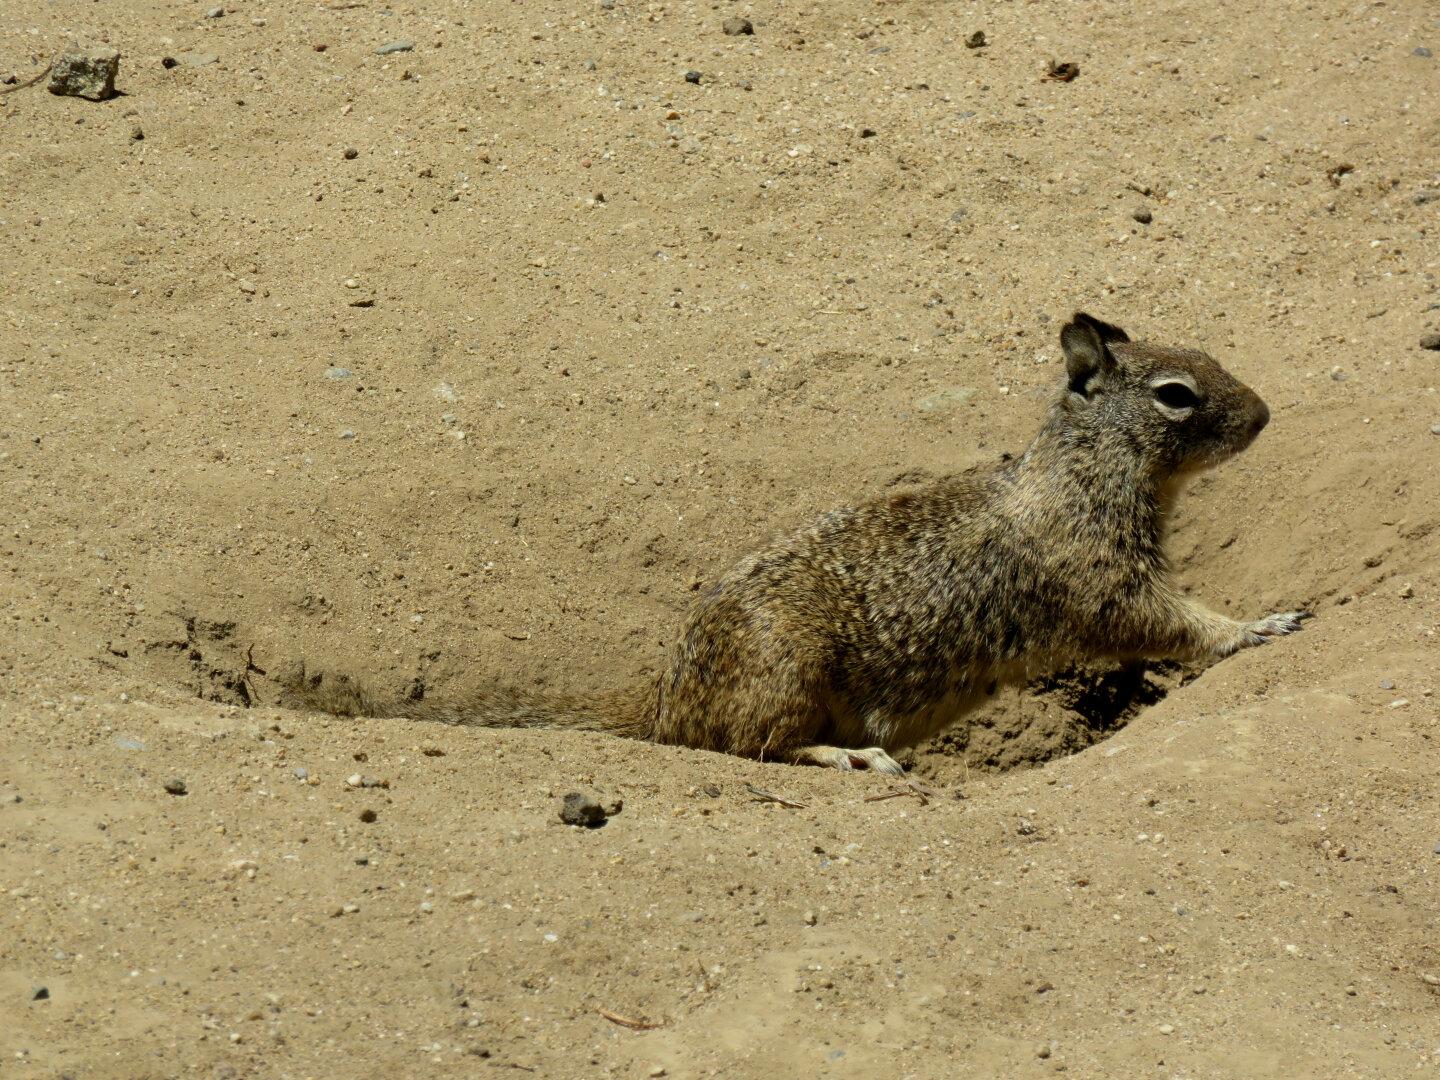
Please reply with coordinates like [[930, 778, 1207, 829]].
[[288, 313, 1309, 774]]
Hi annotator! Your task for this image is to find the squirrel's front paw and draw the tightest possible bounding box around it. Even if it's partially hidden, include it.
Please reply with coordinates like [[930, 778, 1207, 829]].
[[1245, 610, 1313, 644]]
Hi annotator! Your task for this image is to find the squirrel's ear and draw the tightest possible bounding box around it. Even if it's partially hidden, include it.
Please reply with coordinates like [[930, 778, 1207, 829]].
[[1060, 312, 1126, 396]]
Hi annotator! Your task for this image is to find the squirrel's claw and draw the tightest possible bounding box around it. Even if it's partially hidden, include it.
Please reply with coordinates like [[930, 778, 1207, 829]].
[[1249, 610, 1312, 640]]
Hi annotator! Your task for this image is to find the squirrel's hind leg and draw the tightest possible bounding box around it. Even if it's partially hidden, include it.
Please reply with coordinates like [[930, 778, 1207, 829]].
[[792, 744, 906, 776]]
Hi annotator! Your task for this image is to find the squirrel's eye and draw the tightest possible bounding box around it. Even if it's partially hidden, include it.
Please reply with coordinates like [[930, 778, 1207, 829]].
[[1153, 382, 1198, 409]]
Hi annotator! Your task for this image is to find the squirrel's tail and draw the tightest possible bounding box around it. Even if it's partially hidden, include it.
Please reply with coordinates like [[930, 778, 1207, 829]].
[[280, 664, 657, 741]]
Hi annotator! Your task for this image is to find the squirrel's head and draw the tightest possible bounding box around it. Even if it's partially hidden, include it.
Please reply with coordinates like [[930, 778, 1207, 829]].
[[1057, 312, 1270, 476]]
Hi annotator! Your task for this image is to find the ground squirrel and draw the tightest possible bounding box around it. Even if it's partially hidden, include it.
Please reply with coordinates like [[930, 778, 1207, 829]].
[[288, 313, 1310, 774]]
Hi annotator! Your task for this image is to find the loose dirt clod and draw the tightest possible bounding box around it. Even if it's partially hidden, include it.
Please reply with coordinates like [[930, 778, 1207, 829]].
[[559, 791, 607, 826], [47, 47, 119, 100]]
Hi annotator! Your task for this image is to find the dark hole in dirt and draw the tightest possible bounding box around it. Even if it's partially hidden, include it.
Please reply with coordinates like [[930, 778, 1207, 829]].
[[141, 612, 264, 708], [909, 661, 1186, 783]]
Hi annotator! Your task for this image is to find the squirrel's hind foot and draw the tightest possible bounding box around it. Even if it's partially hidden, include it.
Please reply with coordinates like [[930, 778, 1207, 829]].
[[794, 744, 906, 776]]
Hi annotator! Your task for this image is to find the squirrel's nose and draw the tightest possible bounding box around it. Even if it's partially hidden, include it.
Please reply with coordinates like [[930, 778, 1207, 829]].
[[1251, 397, 1270, 437]]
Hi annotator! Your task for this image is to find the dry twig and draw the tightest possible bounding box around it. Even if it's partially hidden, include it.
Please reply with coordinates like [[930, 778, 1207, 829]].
[[863, 780, 959, 806], [596, 1007, 664, 1031], [0, 60, 52, 96], [744, 783, 807, 809]]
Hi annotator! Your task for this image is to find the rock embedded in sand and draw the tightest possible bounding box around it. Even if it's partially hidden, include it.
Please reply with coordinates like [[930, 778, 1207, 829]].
[[163, 777, 188, 795], [48, 47, 120, 101], [1419, 332, 1440, 351], [376, 40, 415, 56], [559, 791, 606, 827], [722, 17, 754, 36]]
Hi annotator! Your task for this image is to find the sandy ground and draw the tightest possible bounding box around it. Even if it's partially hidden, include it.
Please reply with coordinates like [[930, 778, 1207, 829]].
[[2, 0, 1439, 1076]]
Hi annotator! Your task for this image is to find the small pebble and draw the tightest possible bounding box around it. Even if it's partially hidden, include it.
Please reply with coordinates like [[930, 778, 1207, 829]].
[[376, 40, 415, 56], [163, 777, 187, 796], [1419, 333, 1440, 351], [32, 986, 50, 1001], [338, 429, 356, 440], [342, 147, 359, 160], [559, 791, 607, 827], [1131, 205, 1153, 224], [649, 1068, 667, 1078], [357, 808, 378, 823], [238, 280, 257, 295], [803, 910, 817, 926], [1017, 818, 1037, 835], [965, 30, 987, 49], [1431, 424, 1440, 436], [722, 17, 754, 36], [325, 366, 353, 380], [1415, 46, 1433, 58], [1037, 1044, 1052, 1059], [205, 6, 224, 17], [1422, 973, 1439, 986], [292, 767, 308, 780], [684, 70, 701, 84], [859, 127, 877, 138], [129, 125, 144, 141], [1157, 1024, 1174, 1035]]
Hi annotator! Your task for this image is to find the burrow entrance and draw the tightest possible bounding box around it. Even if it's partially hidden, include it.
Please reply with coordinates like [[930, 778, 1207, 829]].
[[907, 661, 1189, 783]]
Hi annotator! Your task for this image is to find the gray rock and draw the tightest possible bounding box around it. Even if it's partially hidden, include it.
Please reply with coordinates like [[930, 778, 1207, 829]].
[[559, 791, 607, 827], [205, 6, 224, 17], [325, 366, 353, 380], [1132, 204, 1153, 224], [1414, 189, 1440, 205], [376, 40, 415, 55], [684, 70, 702, 84], [163, 777, 188, 795], [48, 47, 120, 101], [1420, 332, 1440, 351], [1414, 46, 1433, 58], [176, 51, 218, 67], [965, 30, 987, 49], [722, 17, 754, 36]]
